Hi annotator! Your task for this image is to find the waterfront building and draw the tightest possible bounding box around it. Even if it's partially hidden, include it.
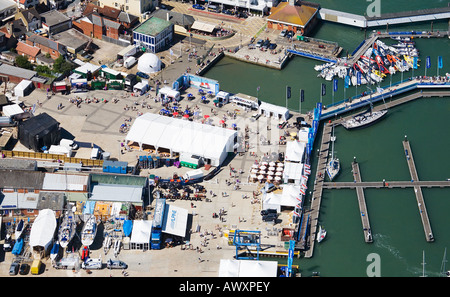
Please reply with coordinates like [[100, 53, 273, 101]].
[[267, 0, 319, 35], [0, 0, 17, 24], [133, 16, 173, 53], [97, 0, 158, 22], [207, 0, 279, 16]]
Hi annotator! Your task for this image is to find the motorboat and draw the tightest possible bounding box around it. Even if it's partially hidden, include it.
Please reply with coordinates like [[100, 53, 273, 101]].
[[14, 219, 25, 240], [103, 232, 112, 255], [58, 209, 76, 249], [50, 242, 60, 261], [317, 225, 327, 243], [81, 215, 97, 247]]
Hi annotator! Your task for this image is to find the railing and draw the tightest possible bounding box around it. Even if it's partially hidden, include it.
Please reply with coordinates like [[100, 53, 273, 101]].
[[0, 150, 104, 167]]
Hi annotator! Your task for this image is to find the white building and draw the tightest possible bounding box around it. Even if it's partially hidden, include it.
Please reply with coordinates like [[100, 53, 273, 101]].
[[133, 16, 173, 53], [98, 0, 158, 21], [125, 113, 237, 167], [0, 0, 17, 23]]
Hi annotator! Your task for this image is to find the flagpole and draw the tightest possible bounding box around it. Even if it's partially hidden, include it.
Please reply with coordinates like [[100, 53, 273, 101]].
[[299, 90, 301, 114]]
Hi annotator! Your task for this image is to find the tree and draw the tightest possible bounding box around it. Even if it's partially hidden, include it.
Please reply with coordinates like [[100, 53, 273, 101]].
[[53, 56, 74, 74], [15, 55, 33, 70]]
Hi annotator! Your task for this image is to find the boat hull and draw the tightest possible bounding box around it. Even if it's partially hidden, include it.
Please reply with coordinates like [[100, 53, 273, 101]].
[[342, 109, 388, 130]]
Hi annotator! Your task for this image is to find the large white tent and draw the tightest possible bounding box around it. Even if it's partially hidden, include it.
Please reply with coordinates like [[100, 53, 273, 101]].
[[162, 204, 188, 238], [219, 259, 278, 277], [262, 184, 301, 211], [125, 113, 237, 166], [130, 220, 152, 250], [258, 101, 289, 121], [283, 162, 303, 185], [285, 140, 305, 163], [137, 53, 162, 74]]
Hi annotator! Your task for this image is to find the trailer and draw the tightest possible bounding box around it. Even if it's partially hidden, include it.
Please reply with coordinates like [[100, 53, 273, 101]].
[[124, 56, 137, 69], [183, 169, 204, 181], [151, 192, 166, 250], [48, 145, 72, 157]]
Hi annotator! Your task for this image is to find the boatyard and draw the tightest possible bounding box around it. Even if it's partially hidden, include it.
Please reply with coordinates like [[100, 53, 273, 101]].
[[0, 0, 449, 278]]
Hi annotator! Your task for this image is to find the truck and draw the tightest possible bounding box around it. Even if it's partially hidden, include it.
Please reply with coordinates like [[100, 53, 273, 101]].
[[30, 259, 41, 275], [183, 169, 204, 181], [124, 56, 137, 69], [60, 138, 79, 150], [151, 192, 166, 250]]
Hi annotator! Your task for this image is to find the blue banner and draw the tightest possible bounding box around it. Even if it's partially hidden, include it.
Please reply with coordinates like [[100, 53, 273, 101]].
[[333, 79, 338, 92], [357, 72, 361, 85], [312, 120, 319, 134], [316, 102, 322, 116], [287, 240, 295, 276], [438, 56, 443, 69], [413, 57, 418, 69], [345, 75, 350, 88], [426, 56, 431, 69], [321, 83, 326, 96]]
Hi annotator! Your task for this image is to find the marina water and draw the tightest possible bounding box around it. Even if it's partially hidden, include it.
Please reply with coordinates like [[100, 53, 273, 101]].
[[204, 1, 450, 276]]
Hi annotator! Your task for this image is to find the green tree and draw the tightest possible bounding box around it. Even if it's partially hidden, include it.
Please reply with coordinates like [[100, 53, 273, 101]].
[[53, 56, 74, 73], [15, 55, 33, 70]]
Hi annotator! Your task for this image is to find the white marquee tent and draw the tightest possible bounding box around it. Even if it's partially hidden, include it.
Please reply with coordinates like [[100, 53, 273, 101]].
[[258, 101, 289, 121], [130, 220, 152, 250], [219, 259, 278, 277], [262, 184, 301, 211], [285, 140, 305, 163], [125, 113, 237, 166], [283, 162, 303, 185]]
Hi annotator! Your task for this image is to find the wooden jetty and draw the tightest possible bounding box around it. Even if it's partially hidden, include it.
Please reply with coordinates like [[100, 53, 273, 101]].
[[402, 139, 434, 242], [304, 123, 332, 258], [352, 161, 373, 243], [323, 180, 450, 189]]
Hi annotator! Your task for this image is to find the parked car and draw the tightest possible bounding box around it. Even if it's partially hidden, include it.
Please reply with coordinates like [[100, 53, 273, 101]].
[[319, 44, 325, 49], [106, 259, 128, 269], [262, 213, 278, 222], [286, 30, 294, 38], [136, 71, 149, 79], [192, 4, 205, 10], [262, 39, 270, 49], [268, 43, 277, 50], [279, 29, 287, 37], [261, 208, 277, 216], [19, 263, 30, 275], [222, 9, 233, 15], [81, 258, 103, 270], [9, 262, 19, 276], [256, 39, 264, 47]]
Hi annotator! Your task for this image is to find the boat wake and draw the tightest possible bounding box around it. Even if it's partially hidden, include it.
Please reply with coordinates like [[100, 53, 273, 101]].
[[373, 234, 404, 262]]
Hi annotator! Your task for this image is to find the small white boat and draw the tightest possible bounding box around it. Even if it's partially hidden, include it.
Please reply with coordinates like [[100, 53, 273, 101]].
[[326, 125, 340, 181], [317, 225, 327, 243], [342, 109, 388, 130], [81, 215, 97, 247], [113, 238, 121, 257], [103, 233, 112, 255]]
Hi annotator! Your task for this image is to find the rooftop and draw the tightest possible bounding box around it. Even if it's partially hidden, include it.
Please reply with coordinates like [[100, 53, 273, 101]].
[[133, 16, 173, 36], [268, 2, 318, 27]]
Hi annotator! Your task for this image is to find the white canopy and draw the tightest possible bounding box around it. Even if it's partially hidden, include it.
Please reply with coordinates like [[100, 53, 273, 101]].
[[263, 184, 300, 210], [14, 80, 33, 98], [162, 204, 188, 238], [130, 220, 152, 244], [191, 21, 216, 33], [2, 104, 24, 117], [126, 113, 237, 166], [285, 141, 305, 163], [219, 259, 278, 277], [29, 209, 56, 249], [90, 184, 143, 203], [137, 53, 162, 74], [258, 101, 289, 121], [283, 162, 304, 184]]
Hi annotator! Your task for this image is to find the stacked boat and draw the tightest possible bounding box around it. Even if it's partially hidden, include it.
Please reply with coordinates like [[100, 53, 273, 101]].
[[315, 37, 419, 86]]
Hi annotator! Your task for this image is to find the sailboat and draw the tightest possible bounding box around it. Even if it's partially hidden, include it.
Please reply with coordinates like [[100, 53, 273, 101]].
[[342, 98, 388, 130], [81, 215, 97, 247], [58, 209, 76, 249], [317, 225, 327, 243], [50, 242, 60, 261], [326, 125, 340, 181]]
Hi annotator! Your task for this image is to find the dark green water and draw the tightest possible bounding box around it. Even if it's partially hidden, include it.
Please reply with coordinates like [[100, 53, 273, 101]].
[[203, 8, 450, 276]]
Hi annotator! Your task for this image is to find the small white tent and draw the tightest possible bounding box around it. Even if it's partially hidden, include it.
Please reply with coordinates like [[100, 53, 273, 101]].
[[137, 53, 162, 74], [258, 101, 289, 121], [130, 220, 152, 250], [14, 80, 33, 98], [285, 141, 305, 163]]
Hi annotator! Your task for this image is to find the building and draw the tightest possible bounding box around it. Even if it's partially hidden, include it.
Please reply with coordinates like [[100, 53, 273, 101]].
[[97, 0, 157, 21], [207, 0, 277, 15], [267, 0, 319, 35], [0, 0, 17, 24], [14, 7, 41, 31], [16, 41, 41, 62], [0, 63, 48, 88], [150, 9, 195, 34], [16, 0, 40, 10], [133, 16, 173, 53], [51, 28, 90, 55], [40, 9, 72, 35], [26, 34, 67, 60]]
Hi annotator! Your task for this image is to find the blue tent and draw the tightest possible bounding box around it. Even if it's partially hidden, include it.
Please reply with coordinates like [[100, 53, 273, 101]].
[[123, 220, 133, 237]]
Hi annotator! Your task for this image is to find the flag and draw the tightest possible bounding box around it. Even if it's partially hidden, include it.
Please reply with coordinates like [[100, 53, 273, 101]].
[[299, 188, 306, 195], [296, 196, 302, 202], [304, 169, 311, 175], [304, 164, 311, 170], [345, 75, 350, 89], [438, 56, 443, 69], [169, 49, 174, 56], [321, 83, 326, 96], [413, 56, 418, 69], [357, 71, 361, 85], [300, 89, 304, 102], [333, 79, 338, 92], [426, 56, 431, 69], [301, 183, 307, 190], [293, 211, 300, 217], [376, 87, 383, 94], [286, 86, 291, 99], [302, 175, 308, 181]]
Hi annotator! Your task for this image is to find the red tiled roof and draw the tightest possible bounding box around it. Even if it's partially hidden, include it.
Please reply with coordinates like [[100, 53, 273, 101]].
[[16, 41, 41, 58]]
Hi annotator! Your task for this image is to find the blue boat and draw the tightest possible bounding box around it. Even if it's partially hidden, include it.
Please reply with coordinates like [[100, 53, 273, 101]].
[[123, 220, 133, 237], [12, 237, 23, 256], [50, 242, 59, 260]]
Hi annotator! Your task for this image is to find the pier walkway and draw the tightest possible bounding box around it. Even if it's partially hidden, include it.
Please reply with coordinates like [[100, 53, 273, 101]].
[[304, 122, 332, 258], [320, 79, 450, 121], [403, 139, 434, 242], [323, 180, 450, 189], [319, 6, 450, 28], [352, 161, 373, 243]]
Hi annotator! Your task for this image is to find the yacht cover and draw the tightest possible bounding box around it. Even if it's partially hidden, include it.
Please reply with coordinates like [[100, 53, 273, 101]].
[[29, 209, 56, 249]]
